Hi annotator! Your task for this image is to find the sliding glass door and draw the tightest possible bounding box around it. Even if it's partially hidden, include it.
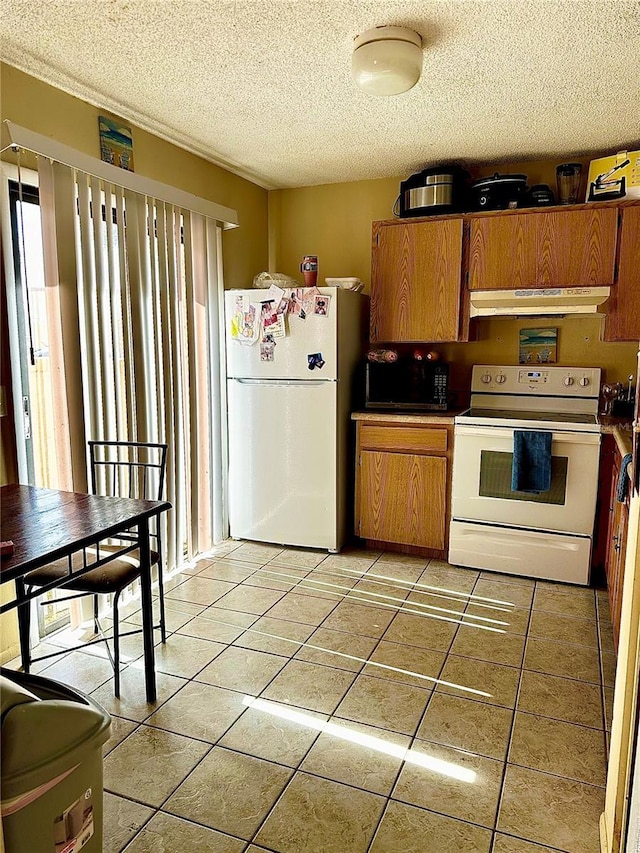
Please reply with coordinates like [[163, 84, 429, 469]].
[[8, 180, 41, 486], [6, 176, 71, 636], [3, 156, 228, 575]]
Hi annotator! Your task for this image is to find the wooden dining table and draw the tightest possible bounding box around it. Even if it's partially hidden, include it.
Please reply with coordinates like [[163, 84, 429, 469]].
[[0, 484, 171, 702]]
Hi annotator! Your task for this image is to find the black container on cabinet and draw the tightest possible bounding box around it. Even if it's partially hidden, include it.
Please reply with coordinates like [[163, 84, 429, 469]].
[[397, 165, 469, 217]]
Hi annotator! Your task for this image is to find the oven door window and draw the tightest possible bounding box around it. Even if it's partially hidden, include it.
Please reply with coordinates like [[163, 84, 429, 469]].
[[479, 451, 568, 505]]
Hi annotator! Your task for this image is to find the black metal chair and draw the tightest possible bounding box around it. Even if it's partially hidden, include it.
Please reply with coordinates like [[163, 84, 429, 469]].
[[20, 440, 169, 697]]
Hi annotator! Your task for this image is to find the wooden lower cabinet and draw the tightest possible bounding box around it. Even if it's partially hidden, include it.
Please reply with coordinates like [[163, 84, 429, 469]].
[[359, 451, 447, 548], [354, 418, 452, 556], [605, 450, 630, 650]]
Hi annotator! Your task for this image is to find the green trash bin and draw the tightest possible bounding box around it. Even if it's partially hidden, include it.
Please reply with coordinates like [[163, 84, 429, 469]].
[[0, 668, 111, 853]]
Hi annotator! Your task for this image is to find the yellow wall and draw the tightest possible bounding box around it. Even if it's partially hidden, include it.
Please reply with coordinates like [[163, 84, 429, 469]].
[[0, 64, 269, 290], [269, 159, 638, 388], [0, 584, 19, 665]]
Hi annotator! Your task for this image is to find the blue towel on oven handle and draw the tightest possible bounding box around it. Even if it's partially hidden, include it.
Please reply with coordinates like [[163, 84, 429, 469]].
[[511, 430, 553, 494], [617, 452, 633, 503]]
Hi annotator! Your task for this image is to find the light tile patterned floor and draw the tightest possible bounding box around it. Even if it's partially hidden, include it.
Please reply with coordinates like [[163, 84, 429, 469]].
[[7, 542, 614, 853]]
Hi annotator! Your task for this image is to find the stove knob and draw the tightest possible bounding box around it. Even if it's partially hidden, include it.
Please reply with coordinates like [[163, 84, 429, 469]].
[[495, 374, 506, 384], [481, 373, 492, 384], [563, 376, 574, 386], [579, 377, 590, 387]]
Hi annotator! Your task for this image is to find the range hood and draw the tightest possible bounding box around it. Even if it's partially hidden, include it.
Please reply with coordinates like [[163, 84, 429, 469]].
[[469, 286, 611, 317]]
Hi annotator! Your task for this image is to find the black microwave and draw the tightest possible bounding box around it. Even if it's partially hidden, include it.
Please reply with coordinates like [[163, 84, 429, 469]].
[[365, 361, 449, 411]]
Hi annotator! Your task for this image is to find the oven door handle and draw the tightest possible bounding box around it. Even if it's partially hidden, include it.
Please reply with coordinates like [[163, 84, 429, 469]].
[[454, 425, 601, 445]]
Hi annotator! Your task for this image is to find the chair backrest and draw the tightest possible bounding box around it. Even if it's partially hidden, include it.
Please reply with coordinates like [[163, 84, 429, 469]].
[[88, 441, 168, 502]]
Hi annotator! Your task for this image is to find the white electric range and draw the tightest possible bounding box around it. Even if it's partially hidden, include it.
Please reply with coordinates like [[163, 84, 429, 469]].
[[448, 364, 602, 585]]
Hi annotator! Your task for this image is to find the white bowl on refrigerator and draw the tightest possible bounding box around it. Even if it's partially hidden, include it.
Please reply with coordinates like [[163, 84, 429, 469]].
[[324, 277, 364, 292]]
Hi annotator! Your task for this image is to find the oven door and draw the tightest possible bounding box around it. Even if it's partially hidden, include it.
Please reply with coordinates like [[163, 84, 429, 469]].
[[451, 424, 601, 535]]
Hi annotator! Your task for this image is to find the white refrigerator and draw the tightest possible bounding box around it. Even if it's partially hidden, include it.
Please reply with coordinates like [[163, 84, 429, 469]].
[[225, 287, 368, 551]]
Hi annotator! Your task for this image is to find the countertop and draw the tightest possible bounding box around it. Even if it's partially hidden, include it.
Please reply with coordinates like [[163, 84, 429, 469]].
[[599, 417, 634, 457], [599, 415, 634, 432], [352, 409, 635, 491], [606, 425, 633, 458], [351, 410, 463, 425], [353, 411, 635, 455]]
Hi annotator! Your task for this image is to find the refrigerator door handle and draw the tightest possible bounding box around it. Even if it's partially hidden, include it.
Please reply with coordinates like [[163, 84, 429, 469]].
[[233, 378, 335, 386]]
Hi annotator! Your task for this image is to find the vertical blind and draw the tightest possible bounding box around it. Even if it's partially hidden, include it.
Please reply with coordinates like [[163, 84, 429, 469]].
[[36, 158, 227, 570]]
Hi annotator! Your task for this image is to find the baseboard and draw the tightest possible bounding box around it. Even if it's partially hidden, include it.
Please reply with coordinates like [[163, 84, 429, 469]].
[[600, 811, 609, 853], [363, 539, 446, 560], [0, 641, 20, 666]]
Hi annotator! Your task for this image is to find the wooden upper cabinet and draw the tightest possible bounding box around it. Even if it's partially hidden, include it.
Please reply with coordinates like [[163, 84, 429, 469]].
[[604, 205, 640, 342], [468, 207, 618, 290], [371, 218, 464, 342]]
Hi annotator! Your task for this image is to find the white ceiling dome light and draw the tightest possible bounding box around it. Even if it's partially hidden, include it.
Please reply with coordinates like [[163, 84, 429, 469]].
[[352, 26, 423, 96]]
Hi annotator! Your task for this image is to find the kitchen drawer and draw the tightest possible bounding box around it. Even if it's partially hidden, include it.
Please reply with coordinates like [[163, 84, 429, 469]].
[[359, 424, 448, 454]]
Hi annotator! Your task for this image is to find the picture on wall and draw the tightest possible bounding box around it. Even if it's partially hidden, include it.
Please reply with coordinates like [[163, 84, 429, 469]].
[[99, 115, 134, 171], [519, 327, 558, 365]]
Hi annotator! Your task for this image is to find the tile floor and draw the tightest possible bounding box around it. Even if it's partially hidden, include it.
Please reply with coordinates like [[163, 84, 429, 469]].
[[7, 541, 615, 853]]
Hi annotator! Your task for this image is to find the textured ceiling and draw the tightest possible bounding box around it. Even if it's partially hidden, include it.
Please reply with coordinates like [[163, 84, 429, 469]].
[[2, 1, 640, 189]]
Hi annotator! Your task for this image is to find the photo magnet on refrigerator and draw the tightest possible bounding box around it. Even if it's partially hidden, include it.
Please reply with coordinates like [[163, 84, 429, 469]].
[[260, 337, 276, 362], [314, 294, 331, 316], [307, 353, 325, 370]]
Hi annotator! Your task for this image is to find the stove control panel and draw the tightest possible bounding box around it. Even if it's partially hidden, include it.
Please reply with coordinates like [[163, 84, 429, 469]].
[[471, 365, 601, 398], [519, 369, 549, 384]]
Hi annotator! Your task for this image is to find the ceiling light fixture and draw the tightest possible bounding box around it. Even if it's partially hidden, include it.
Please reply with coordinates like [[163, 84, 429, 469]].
[[352, 25, 423, 96]]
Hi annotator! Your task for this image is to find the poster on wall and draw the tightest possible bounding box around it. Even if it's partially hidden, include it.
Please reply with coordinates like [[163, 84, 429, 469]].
[[518, 328, 558, 365], [98, 116, 134, 171]]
